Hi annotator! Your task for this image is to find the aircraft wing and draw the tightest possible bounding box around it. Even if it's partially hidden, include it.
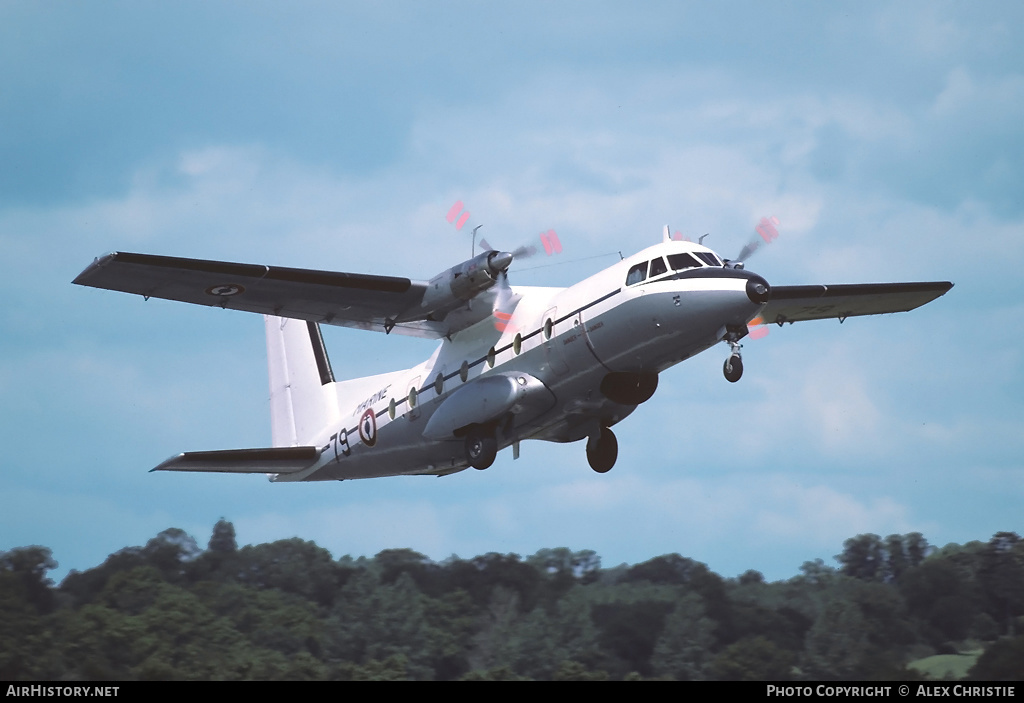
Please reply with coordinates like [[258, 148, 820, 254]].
[[151, 447, 320, 474], [73, 252, 446, 338], [757, 281, 953, 325]]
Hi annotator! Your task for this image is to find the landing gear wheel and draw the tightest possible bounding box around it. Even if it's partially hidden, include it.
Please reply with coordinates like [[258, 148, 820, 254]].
[[586, 428, 618, 473], [723, 354, 743, 383], [465, 430, 497, 470]]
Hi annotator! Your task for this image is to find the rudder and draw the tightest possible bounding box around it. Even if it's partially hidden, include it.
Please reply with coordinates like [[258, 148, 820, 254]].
[[265, 316, 339, 447]]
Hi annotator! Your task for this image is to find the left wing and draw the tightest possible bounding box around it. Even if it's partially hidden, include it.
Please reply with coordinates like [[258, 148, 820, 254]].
[[757, 281, 953, 326], [73, 252, 447, 338]]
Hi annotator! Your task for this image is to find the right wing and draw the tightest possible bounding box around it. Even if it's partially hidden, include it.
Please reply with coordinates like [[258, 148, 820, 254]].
[[73, 252, 446, 338], [758, 281, 954, 326]]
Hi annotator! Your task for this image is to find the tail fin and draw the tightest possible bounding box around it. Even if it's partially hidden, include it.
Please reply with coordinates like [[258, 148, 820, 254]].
[[265, 315, 339, 447]]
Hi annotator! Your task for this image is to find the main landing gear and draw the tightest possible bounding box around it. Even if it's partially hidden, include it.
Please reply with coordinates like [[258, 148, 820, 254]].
[[465, 427, 497, 470], [586, 427, 618, 473], [723, 328, 745, 383]]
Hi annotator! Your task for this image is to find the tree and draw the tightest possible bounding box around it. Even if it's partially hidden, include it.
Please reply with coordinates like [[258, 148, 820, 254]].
[[738, 569, 765, 586], [967, 636, 1024, 681], [208, 519, 237, 553], [978, 532, 1024, 636], [885, 534, 908, 582], [803, 597, 870, 679], [650, 593, 715, 680], [0, 547, 58, 678], [234, 538, 339, 606], [0, 546, 58, 614], [708, 636, 795, 681], [837, 534, 885, 581]]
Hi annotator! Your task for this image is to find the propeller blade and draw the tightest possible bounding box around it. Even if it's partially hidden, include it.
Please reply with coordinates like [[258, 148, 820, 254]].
[[510, 243, 539, 259], [492, 270, 520, 333], [733, 216, 780, 264], [446, 199, 561, 266]]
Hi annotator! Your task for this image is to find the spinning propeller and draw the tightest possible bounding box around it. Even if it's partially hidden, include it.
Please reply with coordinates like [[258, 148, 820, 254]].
[[735, 216, 781, 340], [732, 216, 780, 267], [446, 200, 562, 332]]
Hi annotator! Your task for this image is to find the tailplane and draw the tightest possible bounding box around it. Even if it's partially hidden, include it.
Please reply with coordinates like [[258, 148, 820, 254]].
[[265, 315, 340, 446]]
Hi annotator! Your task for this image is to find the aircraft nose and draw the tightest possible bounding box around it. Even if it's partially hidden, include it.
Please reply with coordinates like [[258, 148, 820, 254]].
[[746, 275, 770, 304]]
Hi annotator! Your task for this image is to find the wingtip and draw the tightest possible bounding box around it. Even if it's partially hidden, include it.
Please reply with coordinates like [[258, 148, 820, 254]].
[[72, 252, 119, 286]]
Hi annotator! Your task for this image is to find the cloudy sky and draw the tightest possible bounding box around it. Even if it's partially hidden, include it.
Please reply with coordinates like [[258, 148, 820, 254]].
[[2, 1, 1022, 582]]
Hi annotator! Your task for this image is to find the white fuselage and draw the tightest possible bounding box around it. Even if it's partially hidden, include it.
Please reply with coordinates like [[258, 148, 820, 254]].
[[276, 240, 766, 481]]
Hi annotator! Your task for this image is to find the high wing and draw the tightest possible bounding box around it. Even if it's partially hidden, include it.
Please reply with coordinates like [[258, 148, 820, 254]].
[[73, 252, 447, 338], [757, 281, 954, 326]]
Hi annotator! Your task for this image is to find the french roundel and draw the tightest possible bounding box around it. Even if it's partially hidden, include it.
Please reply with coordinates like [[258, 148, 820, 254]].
[[358, 409, 377, 447]]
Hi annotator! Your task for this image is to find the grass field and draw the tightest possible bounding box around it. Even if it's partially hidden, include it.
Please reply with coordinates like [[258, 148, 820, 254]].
[[907, 651, 982, 680]]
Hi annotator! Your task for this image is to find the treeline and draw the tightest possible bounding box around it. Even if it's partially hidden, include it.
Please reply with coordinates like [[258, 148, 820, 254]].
[[1, 524, 1022, 680]]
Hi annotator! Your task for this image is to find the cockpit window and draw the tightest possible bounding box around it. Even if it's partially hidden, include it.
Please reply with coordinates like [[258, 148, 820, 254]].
[[625, 262, 648, 286], [667, 253, 702, 270], [649, 257, 668, 277], [694, 252, 723, 267]]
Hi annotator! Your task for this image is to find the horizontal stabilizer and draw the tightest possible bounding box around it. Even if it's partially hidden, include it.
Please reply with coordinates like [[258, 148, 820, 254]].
[[151, 446, 320, 474]]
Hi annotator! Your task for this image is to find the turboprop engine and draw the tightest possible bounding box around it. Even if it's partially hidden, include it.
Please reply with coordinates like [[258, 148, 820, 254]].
[[412, 250, 514, 320]]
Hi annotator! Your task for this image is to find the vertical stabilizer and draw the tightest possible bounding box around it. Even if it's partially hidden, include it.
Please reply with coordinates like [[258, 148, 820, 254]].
[[265, 316, 338, 447]]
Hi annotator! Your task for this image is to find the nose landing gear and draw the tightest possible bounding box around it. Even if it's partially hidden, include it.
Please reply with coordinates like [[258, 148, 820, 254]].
[[724, 354, 743, 383], [723, 327, 746, 383]]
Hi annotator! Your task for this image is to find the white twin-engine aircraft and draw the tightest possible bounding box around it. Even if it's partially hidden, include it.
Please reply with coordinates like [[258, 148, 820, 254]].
[[74, 226, 952, 479]]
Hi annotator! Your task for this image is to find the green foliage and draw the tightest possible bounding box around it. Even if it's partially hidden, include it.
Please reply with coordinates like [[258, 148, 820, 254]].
[[208, 519, 237, 553], [5, 524, 1020, 680], [708, 636, 795, 681], [967, 636, 1024, 680]]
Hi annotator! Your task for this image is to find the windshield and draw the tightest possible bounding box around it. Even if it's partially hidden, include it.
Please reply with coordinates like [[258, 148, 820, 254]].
[[694, 252, 723, 267]]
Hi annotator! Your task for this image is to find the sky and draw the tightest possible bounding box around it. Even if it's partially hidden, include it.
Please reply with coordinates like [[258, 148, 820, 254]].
[[2, 1, 1022, 583]]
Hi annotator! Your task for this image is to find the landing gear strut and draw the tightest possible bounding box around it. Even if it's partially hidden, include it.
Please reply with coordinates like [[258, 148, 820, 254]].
[[586, 427, 618, 473], [723, 328, 745, 383], [465, 428, 497, 470]]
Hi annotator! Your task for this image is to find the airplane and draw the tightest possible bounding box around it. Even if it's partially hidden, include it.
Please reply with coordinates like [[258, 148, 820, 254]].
[[73, 221, 952, 480]]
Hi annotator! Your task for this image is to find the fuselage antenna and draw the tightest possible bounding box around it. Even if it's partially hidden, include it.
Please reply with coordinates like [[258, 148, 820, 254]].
[[472, 225, 483, 257]]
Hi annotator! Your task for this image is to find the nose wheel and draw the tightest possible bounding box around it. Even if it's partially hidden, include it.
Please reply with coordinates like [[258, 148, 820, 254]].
[[723, 329, 745, 383], [724, 354, 743, 383], [586, 427, 618, 473]]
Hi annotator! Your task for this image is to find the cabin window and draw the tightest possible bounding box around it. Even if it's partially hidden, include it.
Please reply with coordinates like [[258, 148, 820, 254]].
[[667, 253, 701, 270], [487, 347, 496, 369], [388, 398, 396, 420], [649, 257, 668, 277], [543, 318, 553, 340], [460, 360, 469, 383], [408, 386, 418, 408], [434, 373, 444, 395], [625, 262, 647, 286], [513, 333, 522, 355]]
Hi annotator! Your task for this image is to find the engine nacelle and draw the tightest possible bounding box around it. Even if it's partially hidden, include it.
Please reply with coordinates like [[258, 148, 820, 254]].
[[416, 250, 513, 317]]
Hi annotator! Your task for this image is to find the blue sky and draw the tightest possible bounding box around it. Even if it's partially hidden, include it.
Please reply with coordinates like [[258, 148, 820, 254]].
[[2, 1, 1022, 582]]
